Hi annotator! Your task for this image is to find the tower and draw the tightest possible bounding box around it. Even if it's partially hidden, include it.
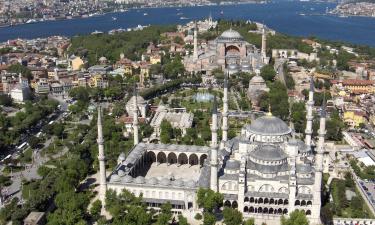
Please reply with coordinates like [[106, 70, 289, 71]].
[[97, 105, 107, 204], [193, 21, 198, 61], [222, 72, 229, 144], [311, 94, 326, 224], [133, 87, 139, 146], [305, 76, 314, 147], [210, 96, 218, 192], [261, 27, 267, 58]]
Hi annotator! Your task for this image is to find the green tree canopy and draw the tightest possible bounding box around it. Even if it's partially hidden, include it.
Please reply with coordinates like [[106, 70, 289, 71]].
[[223, 207, 243, 225], [281, 210, 309, 225], [260, 65, 276, 82]]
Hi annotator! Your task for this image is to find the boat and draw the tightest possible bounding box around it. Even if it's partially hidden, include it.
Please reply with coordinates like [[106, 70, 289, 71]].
[[25, 19, 37, 24], [299, 13, 306, 16], [177, 12, 183, 16], [180, 17, 188, 20], [91, 30, 104, 35], [220, 10, 224, 15], [143, 13, 148, 16], [112, 17, 117, 21]]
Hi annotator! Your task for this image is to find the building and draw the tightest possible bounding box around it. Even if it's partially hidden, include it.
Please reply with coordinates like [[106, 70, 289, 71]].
[[247, 74, 269, 108], [10, 76, 30, 103], [184, 28, 269, 75], [150, 54, 161, 65], [343, 110, 366, 128], [272, 49, 319, 62], [150, 106, 194, 136], [331, 79, 375, 95], [126, 95, 148, 118], [70, 55, 85, 71], [35, 78, 50, 95], [96, 78, 326, 225], [90, 74, 108, 88], [23, 212, 46, 225]]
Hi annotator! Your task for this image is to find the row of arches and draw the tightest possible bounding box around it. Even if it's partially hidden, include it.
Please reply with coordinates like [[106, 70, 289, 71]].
[[244, 206, 288, 215], [244, 197, 289, 205], [295, 200, 312, 206], [148, 151, 208, 166]]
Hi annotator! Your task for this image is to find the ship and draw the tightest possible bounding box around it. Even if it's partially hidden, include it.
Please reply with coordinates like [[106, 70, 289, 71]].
[[143, 13, 148, 16]]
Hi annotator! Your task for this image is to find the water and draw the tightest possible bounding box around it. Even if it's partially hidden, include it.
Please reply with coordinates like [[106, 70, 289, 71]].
[[1, 1, 375, 46]]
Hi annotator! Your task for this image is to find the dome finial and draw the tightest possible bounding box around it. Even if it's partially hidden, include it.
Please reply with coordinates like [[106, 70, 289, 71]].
[[267, 104, 272, 116]]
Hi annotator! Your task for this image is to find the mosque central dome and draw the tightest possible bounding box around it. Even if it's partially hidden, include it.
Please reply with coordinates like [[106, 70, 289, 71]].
[[248, 115, 291, 135], [219, 29, 244, 41]]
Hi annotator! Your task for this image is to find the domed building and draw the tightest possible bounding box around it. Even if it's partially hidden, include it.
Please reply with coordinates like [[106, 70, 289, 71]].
[[247, 74, 269, 109], [96, 77, 325, 225], [184, 28, 269, 75]]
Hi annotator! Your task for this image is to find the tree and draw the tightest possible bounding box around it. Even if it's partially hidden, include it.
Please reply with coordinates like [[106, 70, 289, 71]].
[[0, 94, 12, 106], [7, 63, 33, 80], [197, 188, 223, 212], [291, 102, 306, 133], [243, 218, 255, 225], [28, 136, 40, 149], [261, 81, 290, 121], [90, 200, 102, 220], [160, 120, 173, 144], [178, 215, 190, 225], [203, 212, 216, 225], [156, 202, 172, 225], [260, 65, 276, 82], [281, 210, 309, 225], [53, 123, 65, 138], [223, 207, 243, 225]]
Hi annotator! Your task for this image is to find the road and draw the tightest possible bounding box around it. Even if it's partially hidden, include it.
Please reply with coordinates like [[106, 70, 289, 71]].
[[0, 94, 69, 162], [0, 95, 70, 206]]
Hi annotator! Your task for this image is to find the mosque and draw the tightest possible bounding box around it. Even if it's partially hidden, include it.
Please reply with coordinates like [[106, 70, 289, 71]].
[[183, 25, 270, 75], [96, 77, 325, 225]]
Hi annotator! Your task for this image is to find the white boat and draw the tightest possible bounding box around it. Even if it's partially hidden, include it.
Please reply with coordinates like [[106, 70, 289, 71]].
[[26, 19, 37, 24], [180, 17, 188, 20], [112, 17, 117, 21], [91, 30, 104, 35], [143, 13, 148, 16]]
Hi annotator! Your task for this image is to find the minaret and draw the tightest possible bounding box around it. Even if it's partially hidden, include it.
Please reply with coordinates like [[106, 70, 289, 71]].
[[311, 94, 326, 224], [210, 96, 218, 192], [97, 105, 107, 205], [305, 76, 314, 147], [133, 87, 139, 146], [222, 72, 229, 144], [261, 27, 267, 58], [193, 22, 198, 61]]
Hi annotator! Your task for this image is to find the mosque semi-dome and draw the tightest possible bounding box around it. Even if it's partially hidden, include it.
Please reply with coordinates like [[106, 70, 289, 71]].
[[248, 115, 291, 135], [249, 145, 287, 161], [250, 74, 266, 84]]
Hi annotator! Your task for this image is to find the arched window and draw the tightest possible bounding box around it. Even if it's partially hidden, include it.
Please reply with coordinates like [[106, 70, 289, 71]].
[[189, 154, 199, 165], [224, 200, 231, 207], [244, 197, 249, 202], [306, 210, 311, 215], [177, 153, 188, 165], [157, 152, 167, 164], [232, 201, 238, 209], [295, 200, 300, 206], [167, 152, 177, 164]]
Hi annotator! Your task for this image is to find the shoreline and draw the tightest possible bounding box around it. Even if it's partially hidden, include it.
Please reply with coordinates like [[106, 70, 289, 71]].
[[0, 1, 265, 29]]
